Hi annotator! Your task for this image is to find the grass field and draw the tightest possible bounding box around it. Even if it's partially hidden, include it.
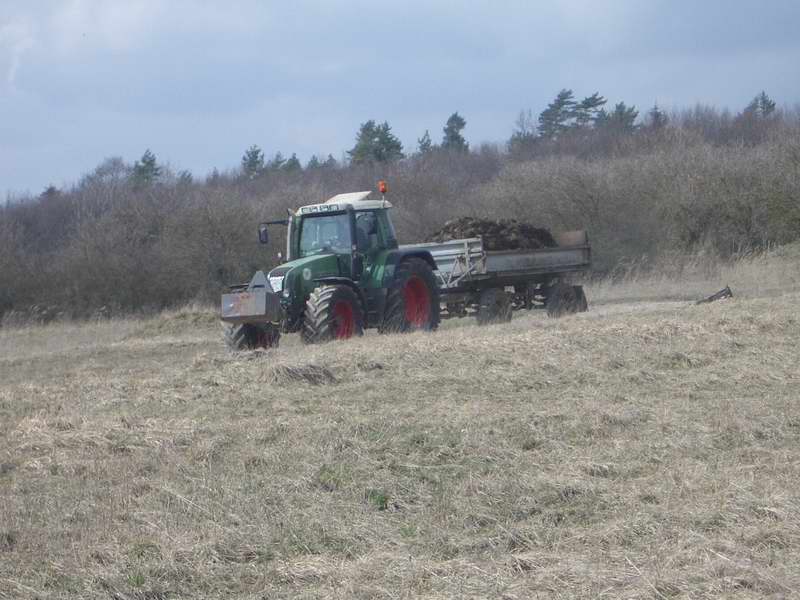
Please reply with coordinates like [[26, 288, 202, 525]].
[[1, 253, 800, 599]]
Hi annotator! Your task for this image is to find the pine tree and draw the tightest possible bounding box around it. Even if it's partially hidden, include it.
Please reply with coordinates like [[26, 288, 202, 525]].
[[538, 89, 576, 139], [348, 120, 404, 164], [646, 103, 669, 129], [306, 155, 321, 170], [206, 168, 222, 187], [177, 170, 193, 186], [574, 92, 607, 128], [745, 91, 776, 118], [283, 153, 302, 172], [268, 152, 286, 170], [131, 149, 161, 189], [417, 130, 433, 154], [241, 145, 264, 179], [441, 112, 468, 152], [323, 154, 338, 169], [597, 102, 639, 133]]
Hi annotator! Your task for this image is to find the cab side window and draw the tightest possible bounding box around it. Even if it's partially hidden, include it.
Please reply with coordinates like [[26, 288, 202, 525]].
[[355, 211, 379, 252]]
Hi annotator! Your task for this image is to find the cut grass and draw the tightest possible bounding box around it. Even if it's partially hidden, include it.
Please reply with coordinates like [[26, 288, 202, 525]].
[[1, 263, 800, 598]]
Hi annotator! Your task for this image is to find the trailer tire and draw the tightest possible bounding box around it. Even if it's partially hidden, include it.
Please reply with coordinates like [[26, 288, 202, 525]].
[[574, 285, 589, 312], [302, 284, 364, 344], [476, 288, 513, 325], [224, 323, 280, 351], [546, 283, 580, 318], [380, 258, 440, 333]]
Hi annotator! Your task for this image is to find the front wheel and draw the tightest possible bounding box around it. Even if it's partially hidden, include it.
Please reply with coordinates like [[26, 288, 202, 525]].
[[380, 258, 440, 333], [224, 323, 280, 351], [302, 284, 365, 344]]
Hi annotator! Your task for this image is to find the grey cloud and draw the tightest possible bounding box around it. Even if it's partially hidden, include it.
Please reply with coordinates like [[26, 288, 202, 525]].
[[1, 0, 799, 193]]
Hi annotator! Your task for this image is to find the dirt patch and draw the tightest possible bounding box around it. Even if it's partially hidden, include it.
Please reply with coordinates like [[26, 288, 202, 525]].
[[431, 217, 557, 251]]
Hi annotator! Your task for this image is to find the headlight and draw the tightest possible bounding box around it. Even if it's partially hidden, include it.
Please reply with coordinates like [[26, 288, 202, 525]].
[[269, 276, 284, 293]]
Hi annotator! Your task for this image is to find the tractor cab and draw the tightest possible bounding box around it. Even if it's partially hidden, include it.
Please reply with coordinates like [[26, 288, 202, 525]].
[[288, 190, 398, 264]]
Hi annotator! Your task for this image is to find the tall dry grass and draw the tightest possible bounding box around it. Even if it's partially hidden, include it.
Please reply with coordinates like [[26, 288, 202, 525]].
[[587, 242, 800, 304]]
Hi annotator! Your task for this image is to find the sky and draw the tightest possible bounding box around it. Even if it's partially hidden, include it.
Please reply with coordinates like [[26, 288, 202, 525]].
[[1, 0, 799, 194]]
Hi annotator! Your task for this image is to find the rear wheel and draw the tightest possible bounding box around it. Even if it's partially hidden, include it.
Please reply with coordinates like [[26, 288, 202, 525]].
[[381, 258, 440, 333], [302, 285, 364, 344], [476, 287, 513, 325], [224, 323, 280, 351], [546, 283, 580, 318]]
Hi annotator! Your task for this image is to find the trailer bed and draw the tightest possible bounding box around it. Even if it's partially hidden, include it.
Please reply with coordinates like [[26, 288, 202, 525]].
[[400, 230, 590, 291]]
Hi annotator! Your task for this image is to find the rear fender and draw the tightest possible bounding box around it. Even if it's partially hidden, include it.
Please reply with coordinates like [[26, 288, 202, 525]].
[[381, 250, 437, 285]]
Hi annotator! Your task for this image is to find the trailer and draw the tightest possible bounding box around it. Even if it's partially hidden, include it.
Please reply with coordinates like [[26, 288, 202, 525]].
[[401, 230, 591, 323]]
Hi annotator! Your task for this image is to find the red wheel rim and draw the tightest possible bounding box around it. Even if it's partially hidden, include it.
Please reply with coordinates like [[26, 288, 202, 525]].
[[332, 300, 355, 339], [403, 276, 431, 328]]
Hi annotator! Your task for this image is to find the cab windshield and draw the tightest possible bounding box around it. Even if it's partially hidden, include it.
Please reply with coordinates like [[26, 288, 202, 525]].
[[298, 213, 352, 257]]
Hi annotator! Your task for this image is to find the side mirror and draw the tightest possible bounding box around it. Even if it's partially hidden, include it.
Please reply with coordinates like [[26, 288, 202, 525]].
[[258, 223, 269, 244]]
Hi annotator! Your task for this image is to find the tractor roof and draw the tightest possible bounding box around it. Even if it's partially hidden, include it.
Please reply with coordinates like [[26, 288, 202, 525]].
[[295, 191, 392, 215]]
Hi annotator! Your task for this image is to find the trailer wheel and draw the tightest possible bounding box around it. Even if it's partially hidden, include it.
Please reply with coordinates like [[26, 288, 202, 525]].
[[574, 285, 589, 312], [380, 258, 440, 333], [224, 323, 280, 351], [302, 284, 364, 344], [476, 288, 513, 325], [546, 283, 580, 318]]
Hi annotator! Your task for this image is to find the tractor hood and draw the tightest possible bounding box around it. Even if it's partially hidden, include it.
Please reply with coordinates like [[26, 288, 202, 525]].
[[269, 253, 343, 298]]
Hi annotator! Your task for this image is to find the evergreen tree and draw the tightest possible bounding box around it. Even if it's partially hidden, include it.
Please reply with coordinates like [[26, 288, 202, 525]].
[[538, 89, 576, 139], [441, 112, 468, 151], [745, 91, 776, 118], [131, 149, 161, 188], [597, 102, 639, 133], [323, 154, 338, 169], [241, 145, 264, 179], [306, 155, 321, 170], [206, 168, 221, 186], [348, 120, 404, 164], [574, 92, 607, 128], [268, 152, 286, 170], [646, 103, 669, 129], [40, 185, 60, 201], [177, 170, 193, 185], [417, 130, 433, 154], [283, 153, 302, 172]]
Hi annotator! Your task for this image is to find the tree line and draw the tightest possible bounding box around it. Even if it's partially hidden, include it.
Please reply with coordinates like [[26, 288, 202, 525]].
[[1, 90, 798, 322]]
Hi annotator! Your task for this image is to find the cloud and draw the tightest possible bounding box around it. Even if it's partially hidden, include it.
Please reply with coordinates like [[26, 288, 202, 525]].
[[0, 15, 34, 90], [0, 0, 799, 193]]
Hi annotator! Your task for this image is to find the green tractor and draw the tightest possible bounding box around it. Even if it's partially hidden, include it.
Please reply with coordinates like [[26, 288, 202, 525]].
[[221, 188, 440, 349]]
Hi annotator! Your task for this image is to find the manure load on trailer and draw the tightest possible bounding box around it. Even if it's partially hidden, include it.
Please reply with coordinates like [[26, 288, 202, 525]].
[[220, 184, 591, 350]]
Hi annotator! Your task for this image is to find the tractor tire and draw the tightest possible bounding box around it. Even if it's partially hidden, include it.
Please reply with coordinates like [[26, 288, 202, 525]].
[[546, 283, 580, 318], [224, 323, 280, 351], [302, 284, 364, 344], [380, 258, 440, 334], [574, 285, 589, 312], [476, 287, 513, 326]]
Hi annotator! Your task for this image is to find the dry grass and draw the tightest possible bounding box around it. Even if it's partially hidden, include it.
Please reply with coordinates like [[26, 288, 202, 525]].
[[587, 242, 800, 304], [2, 259, 800, 598]]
